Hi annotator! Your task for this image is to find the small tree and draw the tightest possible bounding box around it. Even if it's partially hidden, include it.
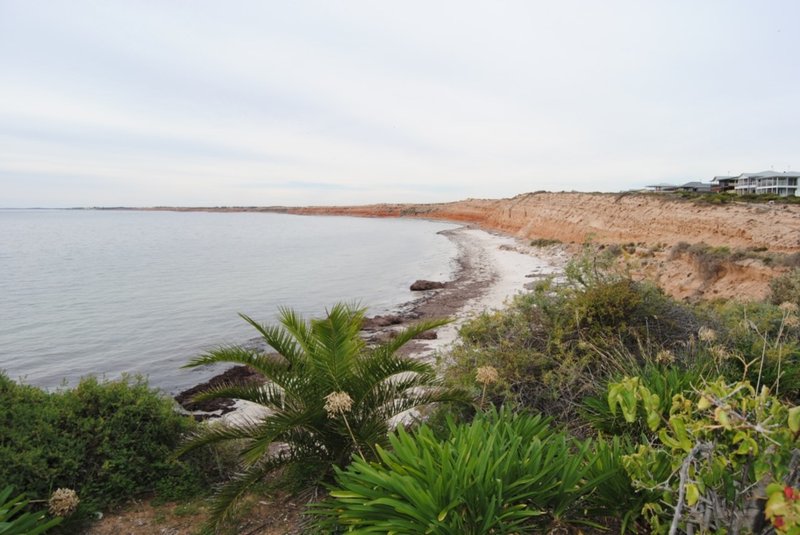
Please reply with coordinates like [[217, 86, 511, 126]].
[[176, 303, 467, 531]]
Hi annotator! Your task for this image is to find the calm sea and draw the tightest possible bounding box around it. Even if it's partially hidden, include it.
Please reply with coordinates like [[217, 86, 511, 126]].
[[0, 210, 459, 393]]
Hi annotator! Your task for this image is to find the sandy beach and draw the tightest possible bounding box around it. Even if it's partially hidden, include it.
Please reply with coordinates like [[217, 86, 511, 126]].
[[183, 225, 569, 424], [388, 226, 568, 363]]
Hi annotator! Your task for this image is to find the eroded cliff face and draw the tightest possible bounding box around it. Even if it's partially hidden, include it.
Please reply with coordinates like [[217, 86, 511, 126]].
[[289, 192, 800, 251], [287, 192, 800, 301]]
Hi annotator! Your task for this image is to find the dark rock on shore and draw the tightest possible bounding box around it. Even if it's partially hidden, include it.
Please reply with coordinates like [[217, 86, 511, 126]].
[[361, 314, 404, 330], [413, 330, 438, 340], [410, 280, 446, 291], [175, 365, 264, 418]]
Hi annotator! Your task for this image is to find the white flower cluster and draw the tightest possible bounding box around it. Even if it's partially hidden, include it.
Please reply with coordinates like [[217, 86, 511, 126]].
[[324, 391, 354, 417], [48, 488, 79, 517], [476, 366, 499, 385]]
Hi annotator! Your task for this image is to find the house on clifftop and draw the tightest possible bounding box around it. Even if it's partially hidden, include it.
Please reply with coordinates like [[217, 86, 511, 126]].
[[645, 181, 712, 193], [711, 175, 737, 192], [732, 171, 800, 196]]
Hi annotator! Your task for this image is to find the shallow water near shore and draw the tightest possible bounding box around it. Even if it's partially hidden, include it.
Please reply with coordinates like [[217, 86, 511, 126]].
[[0, 210, 459, 393]]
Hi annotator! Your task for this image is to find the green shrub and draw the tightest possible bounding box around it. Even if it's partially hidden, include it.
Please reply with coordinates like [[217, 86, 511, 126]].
[[670, 242, 800, 281], [0, 485, 62, 534], [610, 376, 800, 533], [445, 251, 702, 421], [582, 364, 704, 437], [669, 242, 733, 282], [707, 300, 800, 401], [670, 191, 800, 206], [584, 436, 656, 533], [771, 268, 800, 307], [0, 373, 212, 514], [313, 408, 627, 534]]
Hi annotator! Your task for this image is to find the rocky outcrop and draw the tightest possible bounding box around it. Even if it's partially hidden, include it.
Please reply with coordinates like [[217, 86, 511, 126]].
[[175, 365, 264, 418], [361, 314, 404, 330], [410, 280, 446, 291]]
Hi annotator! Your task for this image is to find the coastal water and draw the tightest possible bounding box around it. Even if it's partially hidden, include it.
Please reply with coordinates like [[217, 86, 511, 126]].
[[0, 210, 459, 393]]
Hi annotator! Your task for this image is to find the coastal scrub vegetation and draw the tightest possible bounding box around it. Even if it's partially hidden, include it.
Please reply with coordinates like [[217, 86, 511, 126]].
[[443, 247, 705, 421], [296, 247, 785, 533], [653, 190, 800, 206], [669, 241, 800, 283], [175, 303, 467, 532], [444, 246, 800, 422], [0, 373, 216, 531], [5, 247, 800, 533], [608, 376, 800, 533]]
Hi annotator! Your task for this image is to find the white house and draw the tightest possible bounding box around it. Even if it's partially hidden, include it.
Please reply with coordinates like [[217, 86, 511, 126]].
[[733, 171, 800, 197]]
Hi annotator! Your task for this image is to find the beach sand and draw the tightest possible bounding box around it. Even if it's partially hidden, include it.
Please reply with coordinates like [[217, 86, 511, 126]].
[[392, 226, 568, 362]]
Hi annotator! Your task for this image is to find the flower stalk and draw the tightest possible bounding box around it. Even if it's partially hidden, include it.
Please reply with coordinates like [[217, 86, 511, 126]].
[[325, 391, 365, 459]]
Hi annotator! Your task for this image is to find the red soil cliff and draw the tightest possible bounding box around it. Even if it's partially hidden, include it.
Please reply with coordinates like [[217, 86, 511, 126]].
[[286, 192, 800, 252], [285, 192, 800, 301]]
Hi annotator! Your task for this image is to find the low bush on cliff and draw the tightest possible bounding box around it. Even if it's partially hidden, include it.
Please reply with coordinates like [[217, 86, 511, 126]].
[[0, 373, 214, 521], [444, 250, 703, 421], [671, 242, 800, 283], [529, 237, 561, 247], [772, 268, 800, 307], [669, 241, 733, 282], [671, 190, 800, 205], [706, 300, 800, 402], [445, 246, 800, 422]]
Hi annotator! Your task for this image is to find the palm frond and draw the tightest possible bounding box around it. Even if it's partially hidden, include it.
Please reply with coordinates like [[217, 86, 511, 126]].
[[310, 304, 365, 387], [360, 374, 439, 410], [183, 346, 290, 378], [239, 313, 305, 366], [373, 387, 469, 422], [238, 408, 322, 465], [277, 306, 317, 357], [189, 382, 285, 409], [174, 419, 265, 458], [202, 452, 293, 533]]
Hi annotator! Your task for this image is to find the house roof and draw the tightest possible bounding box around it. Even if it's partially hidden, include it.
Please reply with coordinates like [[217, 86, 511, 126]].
[[680, 181, 712, 188], [737, 171, 800, 179]]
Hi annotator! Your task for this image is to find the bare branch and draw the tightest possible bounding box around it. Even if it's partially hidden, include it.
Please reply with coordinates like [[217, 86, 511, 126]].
[[669, 442, 713, 535]]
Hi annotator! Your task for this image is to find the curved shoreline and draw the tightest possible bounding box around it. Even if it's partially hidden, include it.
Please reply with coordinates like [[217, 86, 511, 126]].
[[388, 226, 568, 362], [177, 225, 568, 419]]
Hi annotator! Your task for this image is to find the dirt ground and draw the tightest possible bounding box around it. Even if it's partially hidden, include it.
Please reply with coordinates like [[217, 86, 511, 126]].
[[84, 491, 306, 535]]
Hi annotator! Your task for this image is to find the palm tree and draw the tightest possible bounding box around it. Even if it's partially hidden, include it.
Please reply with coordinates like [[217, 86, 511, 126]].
[[176, 302, 467, 531]]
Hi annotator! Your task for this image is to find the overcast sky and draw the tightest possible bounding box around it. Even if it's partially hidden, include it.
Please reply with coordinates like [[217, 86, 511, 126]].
[[1, 1, 798, 207]]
